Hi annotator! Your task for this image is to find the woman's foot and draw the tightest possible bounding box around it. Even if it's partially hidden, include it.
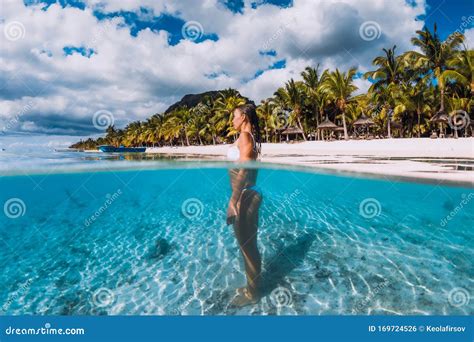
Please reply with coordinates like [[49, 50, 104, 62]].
[[229, 287, 260, 308]]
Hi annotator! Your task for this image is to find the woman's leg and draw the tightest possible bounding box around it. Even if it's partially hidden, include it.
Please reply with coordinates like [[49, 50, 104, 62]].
[[233, 189, 262, 297]]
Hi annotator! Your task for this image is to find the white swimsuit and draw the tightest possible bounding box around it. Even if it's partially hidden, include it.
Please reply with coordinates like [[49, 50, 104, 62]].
[[227, 133, 256, 161], [227, 145, 240, 161]]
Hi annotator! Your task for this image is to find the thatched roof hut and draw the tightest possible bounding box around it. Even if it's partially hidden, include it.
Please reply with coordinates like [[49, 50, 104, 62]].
[[280, 127, 304, 135], [353, 113, 375, 126], [390, 120, 402, 129], [317, 117, 338, 130], [430, 110, 449, 123], [279, 126, 304, 142]]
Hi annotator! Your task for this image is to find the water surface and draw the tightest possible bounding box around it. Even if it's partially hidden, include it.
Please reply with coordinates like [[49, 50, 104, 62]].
[[0, 161, 472, 315]]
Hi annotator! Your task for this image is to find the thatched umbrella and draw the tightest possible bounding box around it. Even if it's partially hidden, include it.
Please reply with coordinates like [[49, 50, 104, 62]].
[[317, 117, 338, 141], [353, 113, 374, 137], [430, 110, 449, 137], [280, 126, 304, 142], [353, 113, 375, 126], [389, 121, 402, 129]]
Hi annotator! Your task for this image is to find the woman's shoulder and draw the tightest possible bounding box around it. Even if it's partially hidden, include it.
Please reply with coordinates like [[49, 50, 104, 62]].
[[239, 131, 254, 144]]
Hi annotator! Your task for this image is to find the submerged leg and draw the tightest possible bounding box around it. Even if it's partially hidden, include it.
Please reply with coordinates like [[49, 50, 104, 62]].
[[231, 189, 262, 306]]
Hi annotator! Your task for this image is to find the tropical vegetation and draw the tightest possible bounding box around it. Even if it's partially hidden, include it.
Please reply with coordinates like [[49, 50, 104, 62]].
[[72, 25, 473, 149]]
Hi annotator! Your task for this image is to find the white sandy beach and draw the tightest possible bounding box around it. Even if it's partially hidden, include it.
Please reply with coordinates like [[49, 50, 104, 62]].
[[146, 138, 474, 185]]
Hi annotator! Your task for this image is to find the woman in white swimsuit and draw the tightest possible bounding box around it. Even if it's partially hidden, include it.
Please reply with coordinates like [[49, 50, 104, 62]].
[[226, 103, 263, 307]]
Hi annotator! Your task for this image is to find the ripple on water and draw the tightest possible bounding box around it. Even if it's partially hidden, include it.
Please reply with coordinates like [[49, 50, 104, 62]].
[[0, 168, 472, 315]]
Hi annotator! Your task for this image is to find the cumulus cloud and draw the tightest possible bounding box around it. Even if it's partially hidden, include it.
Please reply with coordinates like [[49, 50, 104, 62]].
[[0, 0, 427, 135]]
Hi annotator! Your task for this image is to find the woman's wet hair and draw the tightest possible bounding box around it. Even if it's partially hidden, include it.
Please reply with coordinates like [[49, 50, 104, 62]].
[[235, 103, 261, 156]]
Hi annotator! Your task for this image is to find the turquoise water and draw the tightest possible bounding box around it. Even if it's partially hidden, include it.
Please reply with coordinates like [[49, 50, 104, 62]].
[[0, 160, 473, 315]]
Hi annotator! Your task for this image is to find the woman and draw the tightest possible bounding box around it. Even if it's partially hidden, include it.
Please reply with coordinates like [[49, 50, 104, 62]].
[[226, 103, 263, 307]]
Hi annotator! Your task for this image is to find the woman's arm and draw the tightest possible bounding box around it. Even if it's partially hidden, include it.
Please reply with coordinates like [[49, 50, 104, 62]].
[[238, 132, 254, 162]]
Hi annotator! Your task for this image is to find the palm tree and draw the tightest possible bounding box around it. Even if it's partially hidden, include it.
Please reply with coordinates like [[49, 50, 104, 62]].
[[215, 91, 246, 140], [122, 122, 142, 146], [447, 46, 473, 95], [189, 104, 209, 145], [105, 125, 123, 146], [144, 114, 164, 146], [394, 80, 433, 137], [321, 67, 358, 140], [301, 65, 328, 139], [364, 45, 407, 137], [364, 45, 403, 91], [274, 79, 307, 140], [403, 24, 465, 114], [257, 99, 279, 142]]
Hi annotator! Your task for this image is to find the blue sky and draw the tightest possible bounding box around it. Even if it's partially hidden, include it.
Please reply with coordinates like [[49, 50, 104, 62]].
[[0, 0, 472, 139], [22, 0, 472, 39], [424, 0, 474, 39]]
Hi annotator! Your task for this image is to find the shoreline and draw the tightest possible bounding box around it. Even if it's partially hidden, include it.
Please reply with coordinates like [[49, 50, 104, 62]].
[[146, 138, 474, 185]]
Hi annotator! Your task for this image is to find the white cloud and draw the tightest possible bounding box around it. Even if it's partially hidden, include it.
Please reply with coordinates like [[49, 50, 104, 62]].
[[0, 0, 427, 135], [464, 28, 474, 49]]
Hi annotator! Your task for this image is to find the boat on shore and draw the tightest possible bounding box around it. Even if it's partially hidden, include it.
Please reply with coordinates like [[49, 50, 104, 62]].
[[98, 145, 146, 153]]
